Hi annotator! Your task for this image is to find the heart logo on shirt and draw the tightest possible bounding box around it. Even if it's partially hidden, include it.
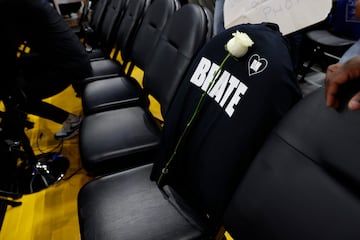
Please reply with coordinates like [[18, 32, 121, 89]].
[[248, 54, 268, 76]]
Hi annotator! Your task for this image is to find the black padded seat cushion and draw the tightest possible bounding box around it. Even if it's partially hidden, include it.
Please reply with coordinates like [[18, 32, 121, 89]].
[[307, 30, 356, 47], [223, 86, 360, 240], [87, 48, 108, 60], [82, 76, 143, 114], [78, 164, 204, 240], [79, 107, 161, 175], [85, 59, 122, 83]]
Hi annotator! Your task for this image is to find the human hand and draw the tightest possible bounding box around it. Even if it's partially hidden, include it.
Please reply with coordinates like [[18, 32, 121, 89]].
[[325, 63, 346, 109], [325, 56, 360, 110]]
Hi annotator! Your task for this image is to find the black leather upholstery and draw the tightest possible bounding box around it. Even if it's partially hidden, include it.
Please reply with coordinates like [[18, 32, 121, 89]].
[[87, 0, 128, 60], [79, 4, 213, 176], [82, 0, 181, 115], [84, 0, 151, 83], [143, 2, 213, 116], [78, 164, 204, 240], [82, 0, 108, 36], [82, 77, 143, 115], [130, 0, 181, 73], [78, 23, 302, 239], [223, 85, 360, 240], [80, 106, 161, 175]]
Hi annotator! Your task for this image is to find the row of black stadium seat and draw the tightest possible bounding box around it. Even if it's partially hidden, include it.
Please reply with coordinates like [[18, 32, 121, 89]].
[[79, 0, 213, 175], [76, 0, 360, 239]]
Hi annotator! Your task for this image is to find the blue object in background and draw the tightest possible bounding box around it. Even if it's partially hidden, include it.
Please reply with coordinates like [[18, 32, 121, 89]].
[[330, 0, 360, 39]]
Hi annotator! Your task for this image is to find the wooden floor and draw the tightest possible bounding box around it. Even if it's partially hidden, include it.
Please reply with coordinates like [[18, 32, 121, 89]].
[[0, 86, 92, 240]]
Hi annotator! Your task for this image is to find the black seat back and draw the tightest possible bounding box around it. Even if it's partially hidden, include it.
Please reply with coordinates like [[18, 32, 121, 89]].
[[95, 0, 128, 54], [129, 0, 181, 72], [112, 0, 151, 65], [151, 23, 302, 229], [88, 0, 109, 32], [143, 3, 213, 117], [223, 85, 360, 240]]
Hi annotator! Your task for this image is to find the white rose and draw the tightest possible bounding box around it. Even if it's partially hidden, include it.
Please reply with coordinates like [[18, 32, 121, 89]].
[[226, 31, 254, 58]]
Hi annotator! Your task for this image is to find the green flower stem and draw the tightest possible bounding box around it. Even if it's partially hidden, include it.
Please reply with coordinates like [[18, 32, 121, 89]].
[[157, 53, 232, 185]]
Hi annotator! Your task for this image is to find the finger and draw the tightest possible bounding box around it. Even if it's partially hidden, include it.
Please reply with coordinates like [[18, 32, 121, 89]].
[[324, 64, 341, 92], [348, 92, 360, 111], [325, 81, 340, 108], [326, 63, 341, 75]]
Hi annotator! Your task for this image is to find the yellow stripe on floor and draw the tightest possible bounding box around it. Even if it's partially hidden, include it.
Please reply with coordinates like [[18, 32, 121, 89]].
[[0, 86, 91, 240]]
